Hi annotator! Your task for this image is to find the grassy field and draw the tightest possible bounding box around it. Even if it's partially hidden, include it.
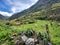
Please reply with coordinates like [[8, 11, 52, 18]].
[[0, 20, 60, 45]]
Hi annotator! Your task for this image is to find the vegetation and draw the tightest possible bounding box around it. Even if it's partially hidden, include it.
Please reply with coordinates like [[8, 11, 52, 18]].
[[9, 0, 60, 20], [0, 20, 60, 45], [0, 0, 60, 45]]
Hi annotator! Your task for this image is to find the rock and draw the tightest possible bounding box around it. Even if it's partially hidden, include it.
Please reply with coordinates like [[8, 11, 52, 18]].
[[14, 40, 20, 45], [21, 35, 28, 42], [48, 42, 52, 45], [9, 33, 17, 41], [25, 38, 34, 45], [9, 36, 15, 41], [14, 40, 25, 45]]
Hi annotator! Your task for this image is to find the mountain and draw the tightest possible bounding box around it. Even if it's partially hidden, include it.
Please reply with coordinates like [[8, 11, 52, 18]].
[[0, 14, 10, 20], [9, 0, 60, 20], [0, 14, 6, 20], [4, 16, 10, 19]]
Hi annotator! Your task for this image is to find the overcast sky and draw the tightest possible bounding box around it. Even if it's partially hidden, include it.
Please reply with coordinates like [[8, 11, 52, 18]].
[[0, 0, 38, 16]]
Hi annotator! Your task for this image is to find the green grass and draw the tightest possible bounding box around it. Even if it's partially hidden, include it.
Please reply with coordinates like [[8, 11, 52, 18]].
[[0, 20, 60, 45]]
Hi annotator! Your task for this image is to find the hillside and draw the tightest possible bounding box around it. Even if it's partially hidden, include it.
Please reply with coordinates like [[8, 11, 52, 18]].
[[0, 0, 60, 45], [9, 0, 60, 20], [0, 14, 6, 20], [8, 0, 60, 25]]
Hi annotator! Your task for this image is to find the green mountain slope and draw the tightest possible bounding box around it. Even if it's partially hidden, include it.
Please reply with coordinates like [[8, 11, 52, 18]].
[[9, 0, 60, 20]]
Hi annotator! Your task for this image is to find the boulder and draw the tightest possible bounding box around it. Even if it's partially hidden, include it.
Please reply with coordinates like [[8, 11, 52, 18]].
[[25, 38, 34, 45]]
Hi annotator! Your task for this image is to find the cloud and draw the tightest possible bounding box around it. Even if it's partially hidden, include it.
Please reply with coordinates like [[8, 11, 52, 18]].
[[10, 0, 38, 13], [11, 3, 31, 13], [0, 11, 13, 16], [0, 0, 38, 16]]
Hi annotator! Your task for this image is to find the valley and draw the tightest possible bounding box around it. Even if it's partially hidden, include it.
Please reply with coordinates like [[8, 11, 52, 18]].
[[0, 0, 60, 45]]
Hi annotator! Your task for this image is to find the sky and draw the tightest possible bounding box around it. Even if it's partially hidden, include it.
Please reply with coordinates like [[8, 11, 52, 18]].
[[0, 0, 38, 16]]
